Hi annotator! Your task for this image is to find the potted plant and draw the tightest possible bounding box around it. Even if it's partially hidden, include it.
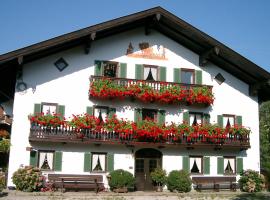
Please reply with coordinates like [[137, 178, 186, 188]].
[[150, 167, 167, 192], [108, 169, 135, 193]]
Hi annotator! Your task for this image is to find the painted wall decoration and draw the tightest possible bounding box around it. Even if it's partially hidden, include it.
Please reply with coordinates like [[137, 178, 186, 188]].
[[126, 42, 167, 60]]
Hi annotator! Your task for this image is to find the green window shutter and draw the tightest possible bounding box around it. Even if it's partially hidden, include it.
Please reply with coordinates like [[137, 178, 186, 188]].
[[217, 115, 223, 127], [120, 63, 127, 78], [34, 103, 41, 114], [173, 68, 181, 83], [135, 64, 143, 80], [107, 153, 114, 172], [109, 108, 116, 118], [30, 151, 38, 166], [236, 157, 243, 174], [217, 157, 224, 175], [157, 110, 166, 125], [203, 114, 210, 124], [195, 70, 202, 84], [84, 152, 91, 172], [236, 116, 242, 126], [94, 60, 102, 76], [54, 151, 63, 171], [57, 105, 65, 117], [183, 111, 190, 124], [203, 157, 210, 174], [134, 108, 142, 123], [159, 66, 166, 81], [86, 106, 93, 115], [182, 156, 190, 172]]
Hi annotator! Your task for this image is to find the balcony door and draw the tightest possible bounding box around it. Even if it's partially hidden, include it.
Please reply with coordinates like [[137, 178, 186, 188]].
[[135, 148, 162, 191]]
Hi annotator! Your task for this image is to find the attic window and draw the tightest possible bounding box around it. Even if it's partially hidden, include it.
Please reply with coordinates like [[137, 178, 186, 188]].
[[214, 73, 225, 85], [54, 58, 68, 72]]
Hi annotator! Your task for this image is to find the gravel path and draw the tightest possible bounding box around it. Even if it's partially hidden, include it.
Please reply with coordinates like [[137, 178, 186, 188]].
[[0, 190, 270, 200]]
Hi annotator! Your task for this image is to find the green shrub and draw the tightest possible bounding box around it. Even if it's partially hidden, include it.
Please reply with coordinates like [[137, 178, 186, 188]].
[[167, 170, 192, 192], [12, 166, 45, 192], [108, 169, 135, 191], [239, 169, 265, 192], [150, 167, 167, 186], [0, 171, 5, 192]]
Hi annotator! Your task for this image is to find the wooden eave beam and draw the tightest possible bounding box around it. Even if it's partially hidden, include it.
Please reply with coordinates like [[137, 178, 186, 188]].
[[249, 79, 270, 96], [84, 32, 96, 54], [199, 46, 220, 67]]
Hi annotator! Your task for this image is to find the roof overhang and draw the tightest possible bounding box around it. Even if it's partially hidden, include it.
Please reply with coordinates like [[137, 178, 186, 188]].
[[1, 6, 270, 102]]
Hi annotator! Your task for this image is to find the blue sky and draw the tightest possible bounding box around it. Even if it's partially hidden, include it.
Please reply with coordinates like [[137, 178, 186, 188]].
[[1, 0, 270, 72]]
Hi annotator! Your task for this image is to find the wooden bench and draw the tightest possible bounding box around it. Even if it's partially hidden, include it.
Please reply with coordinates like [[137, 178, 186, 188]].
[[192, 176, 237, 192], [48, 174, 104, 193]]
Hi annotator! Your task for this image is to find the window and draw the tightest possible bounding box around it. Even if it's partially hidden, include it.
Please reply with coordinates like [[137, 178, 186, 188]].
[[135, 159, 144, 173], [223, 115, 235, 128], [102, 61, 118, 77], [181, 69, 195, 84], [54, 58, 68, 72], [93, 106, 109, 123], [41, 103, 57, 115], [38, 151, 54, 171], [142, 109, 157, 121], [144, 65, 158, 81], [224, 157, 236, 174], [190, 156, 202, 174], [91, 153, 107, 172], [189, 112, 203, 126]]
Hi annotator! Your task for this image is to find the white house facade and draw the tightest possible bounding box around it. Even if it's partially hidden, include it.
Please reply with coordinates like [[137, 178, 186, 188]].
[[1, 7, 270, 191]]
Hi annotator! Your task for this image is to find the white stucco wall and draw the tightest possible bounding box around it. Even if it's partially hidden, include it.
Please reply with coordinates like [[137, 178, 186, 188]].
[[7, 28, 260, 186]]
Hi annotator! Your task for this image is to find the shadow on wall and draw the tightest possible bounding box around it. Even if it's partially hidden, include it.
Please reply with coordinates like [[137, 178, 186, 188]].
[[22, 28, 200, 92]]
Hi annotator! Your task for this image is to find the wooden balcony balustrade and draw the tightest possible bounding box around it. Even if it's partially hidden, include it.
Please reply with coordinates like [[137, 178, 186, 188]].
[[29, 124, 250, 150]]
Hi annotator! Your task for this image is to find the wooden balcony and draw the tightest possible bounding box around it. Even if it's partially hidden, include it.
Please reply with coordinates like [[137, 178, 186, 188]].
[[89, 76, 214, 106], [29, 125, 250, 150]]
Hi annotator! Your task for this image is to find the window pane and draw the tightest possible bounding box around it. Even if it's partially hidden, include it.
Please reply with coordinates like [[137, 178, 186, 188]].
[[144, 67, 157, 81], [39, 152, 54, 170], [142, 109, 156, 121], [190, 113, 202, 126], [94, 108, 108, 122], [42, 105, 57, 115], [103, 62, 117, 77], [181, 71, 194, 84], [149, 159, 157, 172], [190, 157, 202, 173], [92, 154, 106, 172], [224, 158, 235, 174], [135, 159, 144, 173], [223, 116, 234, 128]]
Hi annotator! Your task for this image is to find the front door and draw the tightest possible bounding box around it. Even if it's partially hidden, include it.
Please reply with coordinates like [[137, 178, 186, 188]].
[[135, 149, 162, 191]]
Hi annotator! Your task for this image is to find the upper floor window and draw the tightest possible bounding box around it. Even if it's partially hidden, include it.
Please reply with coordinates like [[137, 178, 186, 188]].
[[103, 61, 118, 77], [223, 115, 235, 128], [94, 106, 109, 123], [144, 65, 158, 81], [42, 103, 57, 115], [142, 108, 157, 121], [181, 69, 195, 84], [38, 151, 54, 171], [189, 112, 203, 126]]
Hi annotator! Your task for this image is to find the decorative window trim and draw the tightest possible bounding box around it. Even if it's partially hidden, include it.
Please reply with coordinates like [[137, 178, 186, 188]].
[[223, 156, 236, 175], [37, 150, 55, 171], [181, 68, 195, 84], [91, 152, 107, 173], [189, 155, 203, 174]]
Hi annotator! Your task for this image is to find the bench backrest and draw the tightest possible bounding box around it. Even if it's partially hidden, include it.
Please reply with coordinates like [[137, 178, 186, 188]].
[[192, 176, 236, 184], [48, 174, 103, 182]]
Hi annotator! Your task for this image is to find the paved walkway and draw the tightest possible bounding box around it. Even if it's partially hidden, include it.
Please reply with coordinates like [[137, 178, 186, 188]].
[[0, 190, 270, 200]]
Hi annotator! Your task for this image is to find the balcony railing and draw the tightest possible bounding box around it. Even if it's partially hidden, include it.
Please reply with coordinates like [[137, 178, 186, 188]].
[[29, 125, 250, 150], [89, 76, 214, 106]]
